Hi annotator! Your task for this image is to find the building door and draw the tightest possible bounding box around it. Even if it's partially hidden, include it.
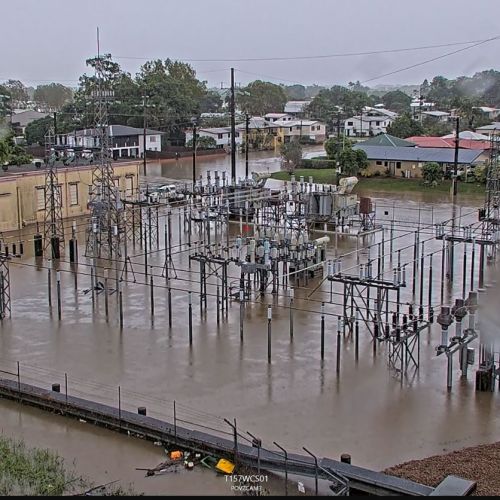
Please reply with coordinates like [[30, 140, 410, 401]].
[[389, 161, 396, 176]]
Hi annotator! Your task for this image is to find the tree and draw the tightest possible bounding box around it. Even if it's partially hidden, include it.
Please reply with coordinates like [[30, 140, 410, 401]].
[[324, 137, 367, 176], [33, 83, 73, 110], [3, 80, 28, 107], [0, 84, 11, 117], [186, 136, 217, 149], [284, 84, 306, 100], [0, 133, 32, 166], [381, 90, 411, 114], [136, 59, 207, 141], [199, 89, 223, 113], [236, 80, 287, 116], [422, 162, 443, 186], [387, 113, 424, 138], [25, 116, 54, 145], [280, 141, 302, 170]]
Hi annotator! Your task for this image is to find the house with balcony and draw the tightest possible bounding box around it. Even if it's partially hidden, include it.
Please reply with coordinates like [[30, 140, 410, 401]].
[[56, 125, 163, 159], [273, 119, 326, 143], [344, 108, 397, 137]]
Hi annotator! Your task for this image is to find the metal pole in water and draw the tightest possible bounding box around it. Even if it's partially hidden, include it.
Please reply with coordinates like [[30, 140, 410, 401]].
[[239, 289, 244, 341], [48, 269, 52, 309], [104, 271, 109, 322], [56, 271, 62, 320], [336, 316, 342, 375], [267, 305, 272, 363], [289, 288, 294, 341], [355, 308, 359, 362], [419, 241, 424, 307], [167, 279, 172, 328], [320, 302, 325, 361], [150, 269, 154, 317], [428, 254, 433, 321], [188, 291, 193, 346], [119, 283, 123, 330], [217, 284, 220, 326], [462, 243, 467, 299]]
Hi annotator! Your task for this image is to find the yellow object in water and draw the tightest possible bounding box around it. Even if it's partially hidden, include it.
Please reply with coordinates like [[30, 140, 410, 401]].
[[215, 458, 235, 474], [170, 450, 183, 460]]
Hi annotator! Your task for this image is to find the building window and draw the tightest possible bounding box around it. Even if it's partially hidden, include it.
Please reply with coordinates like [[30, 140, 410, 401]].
[[376, 161, 382, 165], [347, 121, 353, 126], [235, 132, 239, 138], [376, 121, 380, 126], [384, 161, 388, 167], [150, 136, 156, 143], [396, 162, 402, 169], [35, 187, 45, 211], [218, 134, 223, 139], [289, 127, 293, 132], [69, 183, 78, 206]]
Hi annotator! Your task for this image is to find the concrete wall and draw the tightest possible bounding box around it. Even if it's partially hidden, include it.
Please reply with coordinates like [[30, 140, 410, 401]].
[[0, 162, 140, 232]]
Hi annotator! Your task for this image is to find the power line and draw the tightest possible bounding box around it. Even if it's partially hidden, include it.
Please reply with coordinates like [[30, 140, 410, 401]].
[[113, 37, 498, 63], [361, 35, 500, 84]]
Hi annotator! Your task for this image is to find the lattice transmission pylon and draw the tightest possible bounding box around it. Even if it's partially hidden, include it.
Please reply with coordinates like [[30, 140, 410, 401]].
[[85, 51, 123, 259], [0, 256, 11, 320], [43, 127, 65, 258]]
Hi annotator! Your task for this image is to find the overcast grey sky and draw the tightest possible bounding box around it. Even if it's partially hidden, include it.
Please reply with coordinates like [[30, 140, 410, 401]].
[[2, 0, 500, 89]]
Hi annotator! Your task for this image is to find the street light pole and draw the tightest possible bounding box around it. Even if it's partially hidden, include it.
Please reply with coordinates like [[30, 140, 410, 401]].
[[303, 446, 319, 496], [192, 119, 197, 189], [273, 441, 288, 496]]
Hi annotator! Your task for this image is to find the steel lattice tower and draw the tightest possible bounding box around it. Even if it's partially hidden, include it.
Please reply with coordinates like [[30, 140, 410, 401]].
[[43, 127, 65, 257], [85, 50, 122, 259], [0, 256, 11, 320]]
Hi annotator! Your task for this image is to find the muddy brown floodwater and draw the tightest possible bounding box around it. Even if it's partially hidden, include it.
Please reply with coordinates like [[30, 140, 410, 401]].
[[0, 150, 499, 495]]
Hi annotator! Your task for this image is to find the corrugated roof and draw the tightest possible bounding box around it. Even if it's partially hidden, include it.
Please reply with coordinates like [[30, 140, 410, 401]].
[[407, 136, 491, 149], [353, 144, 483, 164], [360, 134, 416, 147], [442, 130, 490, 141]]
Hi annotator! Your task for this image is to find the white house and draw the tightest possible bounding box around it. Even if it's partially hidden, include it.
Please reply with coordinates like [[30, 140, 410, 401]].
[[185, 127, 243, 148], [344, 108, 397, 137], [473, 107, 500, 120], [264, 113, 293, 122], [56, 125, 163, 159]]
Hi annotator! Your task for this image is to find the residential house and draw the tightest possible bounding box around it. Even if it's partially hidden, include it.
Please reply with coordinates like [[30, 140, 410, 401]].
[[11, 110, 49, 135], [441, 130, 490, 141], [406, 135, 491, 162], [473, 107, 500, 120], [344, 108, 397, 137], [236, 117, 280, 149], [353, 144, 484, 178], [185, 126, 242, 149], [422, 110, 451, 122], [476, 122, 500, 137], [359, 133, 416, 148], [264, 113, 293, 122], [284, 101, 311, 116], [410, 97, 435, 120], [56, 125, 163, 159], [273, 119, 326, 143]]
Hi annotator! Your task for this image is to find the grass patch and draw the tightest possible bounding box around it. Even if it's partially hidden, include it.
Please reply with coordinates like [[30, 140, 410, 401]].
[[0, 435, 137, 496], [270, 169, 486, 196]]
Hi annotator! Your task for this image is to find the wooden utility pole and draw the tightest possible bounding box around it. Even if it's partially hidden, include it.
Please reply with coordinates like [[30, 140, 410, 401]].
[[245, 114, 249, 179], [453, 117, 460, 197]]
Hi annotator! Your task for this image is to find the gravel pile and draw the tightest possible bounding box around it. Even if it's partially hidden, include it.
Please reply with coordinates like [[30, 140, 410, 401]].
[[384, 442, 500, 496]]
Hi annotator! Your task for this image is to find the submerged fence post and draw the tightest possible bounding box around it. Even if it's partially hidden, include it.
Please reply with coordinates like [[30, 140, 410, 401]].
[[320, 302, 325, 361], [267, 305, 272, 363], [56, 271, 62, 321], [188, 292, 193, 346], [289, 288, 294, 341]]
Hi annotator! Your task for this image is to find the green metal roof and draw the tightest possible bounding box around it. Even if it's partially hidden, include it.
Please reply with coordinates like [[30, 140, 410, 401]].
[[359, 134, 416, 148]]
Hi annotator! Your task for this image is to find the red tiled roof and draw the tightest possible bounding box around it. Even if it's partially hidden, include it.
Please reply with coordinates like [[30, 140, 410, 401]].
[[406, 136, 452, 148], [406, 136, 491, 150]]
